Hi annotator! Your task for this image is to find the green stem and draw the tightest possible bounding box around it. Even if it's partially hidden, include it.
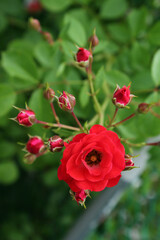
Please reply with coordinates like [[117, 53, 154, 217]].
[[107, 107, 118, 127], [36, 120, 80, 131], [121, 138, 146, 147]]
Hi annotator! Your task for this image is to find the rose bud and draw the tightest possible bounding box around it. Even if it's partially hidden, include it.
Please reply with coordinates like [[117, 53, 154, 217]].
[[112, 85, 134, 108], [29, 18, 41, 32], [58, 91, 76, 112], [124, 154, 135, 171], [70, 189, 90, 207], [48, 136, 64, 152], [88, 34, 99, 47], [44, 88, 55, 102], [75, 48, 92, 67], [26, 136, 45, 154], [14, 108, 36, 127], [24, 153, 37, 164], [42, 32, 54, 45], [138, 103, 150, 114], [25, 0, 42, 13]]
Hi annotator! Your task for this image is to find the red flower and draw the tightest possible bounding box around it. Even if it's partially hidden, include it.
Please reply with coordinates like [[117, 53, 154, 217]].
[[16, 110, 36, 127], [76, 48, 92, 67], [26, 136, 45, 154], [58, 125, 125, 192], [113, 85, 134, 108]]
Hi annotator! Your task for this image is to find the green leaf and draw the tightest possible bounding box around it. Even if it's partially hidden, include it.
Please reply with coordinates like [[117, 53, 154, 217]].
[[131, 71, 155, 92], [29, 89, 53, 122], [106, 70, 130, 88], [0, 84, 16, 117], [0, 12, 8, 32], [148, 22, 160, 46], [95, 67, 106, 89], [0, 161, 19, 184], [41, 0, 72, 12], [34, 42, 54, 68], [79, 81, 90, 108], [151, 49, 160, 86], [2, 50, 39, 85], [0, 141, 16, 159], [107, 23, 130, 43], [127, 7, 147, 37], [100, 0, 128, 19], [64, 15, 87, 46]]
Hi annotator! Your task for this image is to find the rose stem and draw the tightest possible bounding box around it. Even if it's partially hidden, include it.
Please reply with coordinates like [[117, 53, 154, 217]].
[[121, 138, 160, 148], [36, 120, 80, 131], [50, 102, 60, 124], [71, 111, 84, 131], [86, 60, 102, 124], [149, 108, 160, 119], [110, 113, 136, 128], [121, 138, 146, 147], [107, 107, 118, 127]]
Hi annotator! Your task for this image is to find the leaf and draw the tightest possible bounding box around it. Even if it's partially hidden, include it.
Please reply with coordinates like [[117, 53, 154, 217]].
[[41, 0, 72, 12], [127, 7, 148, 37], [148, 22, 160, 46], [131, 71, 155, 92], [151, 49, 160, 86], [105, 70, 130, 88], [0, 161, 19, 184], [64, 15, 87, 46], [0, 12, 8, 32], [2, 50, 39, 85], [79, 81, 90, 108], [107, 23, 130, 43], [29, 89, 53, 122], [95, 67, 106, 89], [0, 141, 16, 158], [0, 84, 16, 117], [34, 41, 54, 67], [100, 0, 128, 19]]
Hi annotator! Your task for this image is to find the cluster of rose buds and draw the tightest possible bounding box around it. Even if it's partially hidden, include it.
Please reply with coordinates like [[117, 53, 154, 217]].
[[12, 30, 160, 207]]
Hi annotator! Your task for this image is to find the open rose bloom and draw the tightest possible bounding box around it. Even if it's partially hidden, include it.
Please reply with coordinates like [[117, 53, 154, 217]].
[[58, 125, 125, 192]]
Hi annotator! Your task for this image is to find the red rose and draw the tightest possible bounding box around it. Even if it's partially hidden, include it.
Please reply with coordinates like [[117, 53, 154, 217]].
[[16, 109, 36, 127], [58, 125, 125, 192], [112, 85, 133, 108]]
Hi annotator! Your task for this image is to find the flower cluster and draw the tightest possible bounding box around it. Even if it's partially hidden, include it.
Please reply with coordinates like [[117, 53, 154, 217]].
[[11, 30, 160, 208]]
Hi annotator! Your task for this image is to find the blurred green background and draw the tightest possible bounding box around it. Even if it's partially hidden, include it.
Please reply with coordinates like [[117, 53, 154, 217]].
[[0, 0, 160, 239]]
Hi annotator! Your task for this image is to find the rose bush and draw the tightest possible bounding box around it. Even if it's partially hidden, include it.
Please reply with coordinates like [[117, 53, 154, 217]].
[[58, 125, 125, 192]]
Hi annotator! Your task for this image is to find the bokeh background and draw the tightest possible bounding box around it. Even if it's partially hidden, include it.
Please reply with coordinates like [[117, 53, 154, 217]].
[[0, 0, 160, 239]]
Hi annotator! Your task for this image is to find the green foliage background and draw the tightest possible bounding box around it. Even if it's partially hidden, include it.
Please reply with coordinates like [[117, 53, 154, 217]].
[[0, 0, 160, 239]]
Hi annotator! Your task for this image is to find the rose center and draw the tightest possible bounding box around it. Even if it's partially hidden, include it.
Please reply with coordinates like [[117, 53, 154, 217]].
[[85, 149, 102, 166]]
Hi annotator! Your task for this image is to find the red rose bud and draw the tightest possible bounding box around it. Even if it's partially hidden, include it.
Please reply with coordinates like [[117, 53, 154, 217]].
[[25, 0, 42, 13], [42, 32, 54, 45], [70, 189, 90, 207], [24, 153, 37, 164], [124, 154, 135, 171], [112, 85, 134, 108], [26, 136, 45, 154], [29, 18, 41, 32], [48, 136, 64, 152], [16, 109, 36, 127], [138, 103, 150, 114], [76, 48, 92, 67], [58, 91, 76, 112], [89, 34, 99, 47], [44, 88, 55, 102]]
